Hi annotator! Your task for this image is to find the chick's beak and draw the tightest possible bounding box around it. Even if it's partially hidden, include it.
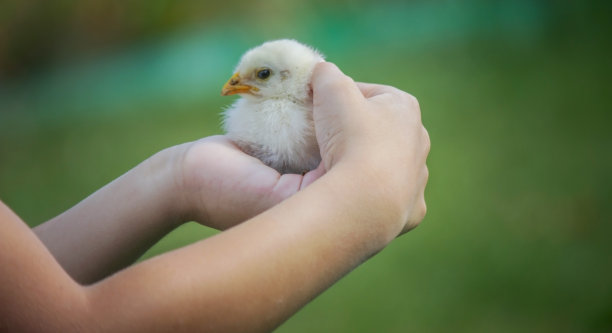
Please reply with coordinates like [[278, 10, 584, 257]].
[[221, 72, 259, 96]]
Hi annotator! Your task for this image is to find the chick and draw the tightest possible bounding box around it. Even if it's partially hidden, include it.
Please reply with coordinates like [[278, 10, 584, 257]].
[[221, 39, 324, 174]]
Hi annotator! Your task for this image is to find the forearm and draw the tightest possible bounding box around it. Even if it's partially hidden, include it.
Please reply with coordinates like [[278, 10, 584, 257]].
[[1, 163, 395, 332], [87, 163, 400, 332], [31, 135, 318, 285], [34, 146, 184, 284]]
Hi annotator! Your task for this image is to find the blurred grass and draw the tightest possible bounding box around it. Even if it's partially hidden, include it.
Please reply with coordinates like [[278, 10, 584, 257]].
[[1, 1, 611, 332]]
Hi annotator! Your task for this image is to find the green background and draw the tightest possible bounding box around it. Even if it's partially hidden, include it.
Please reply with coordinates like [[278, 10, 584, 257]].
[[1, 1, 610, 331]]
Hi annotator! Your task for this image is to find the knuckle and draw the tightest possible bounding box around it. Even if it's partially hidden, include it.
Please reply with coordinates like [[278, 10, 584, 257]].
[[402, 93, 420, 109], [422, 128, 431, 154], [419, 199, 427, 220], [411, 95, 420, 109]]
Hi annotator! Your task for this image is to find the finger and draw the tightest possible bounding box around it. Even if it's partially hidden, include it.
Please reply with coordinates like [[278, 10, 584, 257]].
[[270, 173, 302, 203], [355, 82, 394, 98], [356, 82, 416, 104], [300, 161, 327, 190], [312, 62, 363, 107]]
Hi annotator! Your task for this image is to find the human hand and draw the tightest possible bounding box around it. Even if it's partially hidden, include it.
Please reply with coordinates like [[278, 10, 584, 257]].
[[173, 135, 325, 229], [311, 62, 430, 235]]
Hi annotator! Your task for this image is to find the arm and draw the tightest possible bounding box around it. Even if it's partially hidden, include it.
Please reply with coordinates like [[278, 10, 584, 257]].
[[34, 136, 325, 284], [1, 62, 429, 332], [87, 163, 408, 332], [0, 166, 407, 332], [32, 144, 180, 285]]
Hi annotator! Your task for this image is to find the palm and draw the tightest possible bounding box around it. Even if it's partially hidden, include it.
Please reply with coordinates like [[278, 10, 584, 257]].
[[180, 136, 324, 229]]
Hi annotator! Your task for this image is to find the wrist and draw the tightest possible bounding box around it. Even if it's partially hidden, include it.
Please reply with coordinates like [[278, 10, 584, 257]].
[[141, 144, 192, 228]]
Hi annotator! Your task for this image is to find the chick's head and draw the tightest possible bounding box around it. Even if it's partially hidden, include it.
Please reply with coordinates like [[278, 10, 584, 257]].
[[221, 39, 324, 103]]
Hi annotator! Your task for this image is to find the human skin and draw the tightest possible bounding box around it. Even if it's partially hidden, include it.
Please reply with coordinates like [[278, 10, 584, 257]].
[[33, 135, 326, 284], [0, 62, 429, 332]]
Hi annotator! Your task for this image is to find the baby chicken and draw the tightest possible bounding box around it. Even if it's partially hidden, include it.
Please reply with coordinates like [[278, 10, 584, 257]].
[[221, 39, 324, 174]]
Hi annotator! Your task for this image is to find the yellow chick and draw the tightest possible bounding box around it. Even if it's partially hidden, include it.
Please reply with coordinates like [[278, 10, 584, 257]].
[[221, 39, 324, 174]]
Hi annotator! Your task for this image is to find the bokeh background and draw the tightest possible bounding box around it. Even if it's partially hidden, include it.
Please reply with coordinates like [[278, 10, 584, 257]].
[[1, 0, 611, 331]]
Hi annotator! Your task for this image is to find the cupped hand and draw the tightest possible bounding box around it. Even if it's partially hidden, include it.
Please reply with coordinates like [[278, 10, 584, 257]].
[[311, 62, 430, 235], [174, 135, 325, 229]]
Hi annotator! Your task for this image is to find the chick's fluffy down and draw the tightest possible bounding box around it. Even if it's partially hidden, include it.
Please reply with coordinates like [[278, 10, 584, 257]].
[[222, 39, 325, 174]]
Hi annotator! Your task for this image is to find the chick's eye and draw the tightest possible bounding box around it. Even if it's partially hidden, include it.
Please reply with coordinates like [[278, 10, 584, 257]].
[[257, 68, 271, 80]]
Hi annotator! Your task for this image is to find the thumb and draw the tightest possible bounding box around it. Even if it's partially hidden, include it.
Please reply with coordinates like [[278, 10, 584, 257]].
[[312, 62, 363, 112], [311, 62, 364, 170]]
